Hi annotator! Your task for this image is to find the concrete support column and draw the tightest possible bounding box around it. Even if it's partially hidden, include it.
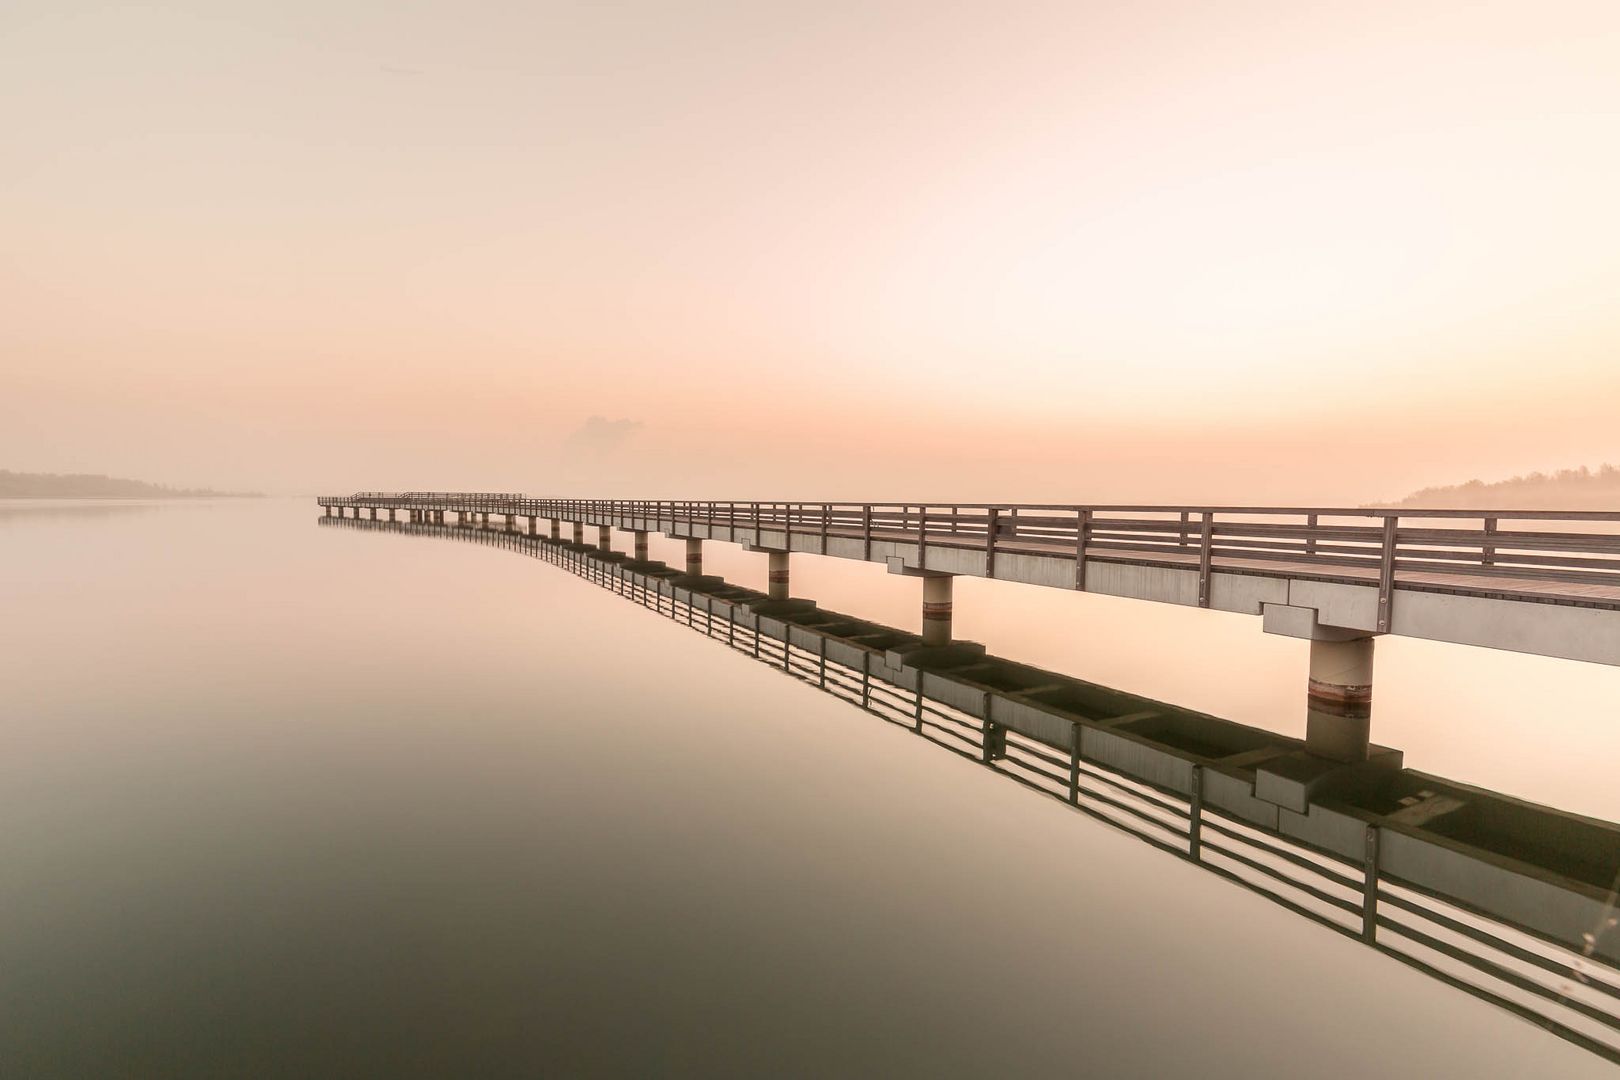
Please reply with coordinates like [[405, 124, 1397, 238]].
[[767, 551, 790, 600], [633, 530, 649, 562], [685, 538, 704, 577], [921, 574, 954, 647], [572, 521, 584, 545], [528, 516, 537, 536], [597, 524, 611, 552], [1306, 636, 1375, 762], [550, 519, 561, 541]]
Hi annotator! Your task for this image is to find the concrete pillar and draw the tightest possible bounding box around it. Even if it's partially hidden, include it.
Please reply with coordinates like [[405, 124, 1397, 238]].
[[528, 516, 537, 536], [550, 519, 561, 541], [685, 537, 703, 577], [921, 574, 954, 647], [1306, 636, 1375, 762], [633, 530, 649, 562], [597, 525, 611, 552], [767, 551, 790, 601], [572, 521, 584, 545]]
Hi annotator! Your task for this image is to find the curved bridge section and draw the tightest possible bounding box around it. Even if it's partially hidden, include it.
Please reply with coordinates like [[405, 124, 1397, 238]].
[[318, 494, 1620, 771], [318, 494, 1620, 666]]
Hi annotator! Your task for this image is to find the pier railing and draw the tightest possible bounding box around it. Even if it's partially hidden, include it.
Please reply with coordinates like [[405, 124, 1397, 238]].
[[319, 494, 1620, 617]]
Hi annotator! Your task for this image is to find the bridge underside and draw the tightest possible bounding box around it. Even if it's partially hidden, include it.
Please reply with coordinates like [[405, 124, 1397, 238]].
[[587, 513, 1620, 667]]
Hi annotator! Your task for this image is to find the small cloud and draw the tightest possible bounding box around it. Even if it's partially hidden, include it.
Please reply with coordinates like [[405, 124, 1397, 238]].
[[561, 416, 642, 458]]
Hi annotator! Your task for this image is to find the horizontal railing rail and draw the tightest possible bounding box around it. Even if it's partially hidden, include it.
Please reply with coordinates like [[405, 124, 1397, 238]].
[[319, 494, 1620, 615]]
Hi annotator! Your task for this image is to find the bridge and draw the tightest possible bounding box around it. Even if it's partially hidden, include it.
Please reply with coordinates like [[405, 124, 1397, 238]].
[[319, 508, 1620, 1066], [318, 493, 1620, 765]]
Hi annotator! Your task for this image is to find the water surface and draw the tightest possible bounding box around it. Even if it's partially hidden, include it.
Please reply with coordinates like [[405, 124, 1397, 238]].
[[1, 498, 1612, 1077]]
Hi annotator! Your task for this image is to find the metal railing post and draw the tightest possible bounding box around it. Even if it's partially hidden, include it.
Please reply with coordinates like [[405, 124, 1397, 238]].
[[985, 507, 1000, 579], [1074, 508, 1090, 590], [1377, 517, 1398, 633], [1363, 825, 1380, 942], [1189, 765, 1203, 861], [1197, 512, 1214, 608], [1068, 722, 1083, 805]]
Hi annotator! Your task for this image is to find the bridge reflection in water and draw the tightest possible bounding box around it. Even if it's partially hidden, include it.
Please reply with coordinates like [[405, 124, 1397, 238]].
[[321, 513, 1620, 1066]]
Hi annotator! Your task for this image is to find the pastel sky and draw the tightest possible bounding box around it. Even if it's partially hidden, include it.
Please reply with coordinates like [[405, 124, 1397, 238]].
[[4, 1, 1618, 501]]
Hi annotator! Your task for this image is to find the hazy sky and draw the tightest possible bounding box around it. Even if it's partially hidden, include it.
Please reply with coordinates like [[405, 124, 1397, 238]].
[[4, 1, 1618, 500]]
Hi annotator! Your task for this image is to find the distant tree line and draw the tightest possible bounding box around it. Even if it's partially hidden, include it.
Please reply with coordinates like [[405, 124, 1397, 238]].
[[0, 469, 258, 498], [1378, 464, 1620, 510]]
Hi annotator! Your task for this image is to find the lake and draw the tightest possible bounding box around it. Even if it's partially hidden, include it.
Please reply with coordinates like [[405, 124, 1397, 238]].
[[1, 497, 1614, 1077]]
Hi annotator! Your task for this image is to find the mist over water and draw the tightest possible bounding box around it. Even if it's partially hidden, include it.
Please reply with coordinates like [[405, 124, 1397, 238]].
[[1, 498, 1613, 1078]]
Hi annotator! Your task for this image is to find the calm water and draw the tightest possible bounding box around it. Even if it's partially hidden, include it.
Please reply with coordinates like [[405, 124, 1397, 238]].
[[1, 498, 1614, 1078]]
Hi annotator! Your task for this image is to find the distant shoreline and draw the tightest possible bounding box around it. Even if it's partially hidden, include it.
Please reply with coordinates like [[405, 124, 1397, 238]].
[[0, 469, 262, 499], [0, 493, 264, 499]]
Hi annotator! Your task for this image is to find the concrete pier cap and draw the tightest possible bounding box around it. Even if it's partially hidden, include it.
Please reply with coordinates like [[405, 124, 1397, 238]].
[[884, 559, 957, 648], [1263, 603, 1378, 763], [744, 543, 792, 601]]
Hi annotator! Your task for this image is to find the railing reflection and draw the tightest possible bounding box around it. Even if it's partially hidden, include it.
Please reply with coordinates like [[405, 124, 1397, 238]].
[[320, 513, 1620, 1065]]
